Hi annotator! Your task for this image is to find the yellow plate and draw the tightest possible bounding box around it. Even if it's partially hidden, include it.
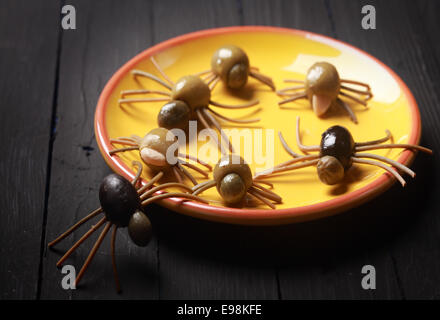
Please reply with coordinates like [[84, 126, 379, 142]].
[[95, 26, 421, 225]]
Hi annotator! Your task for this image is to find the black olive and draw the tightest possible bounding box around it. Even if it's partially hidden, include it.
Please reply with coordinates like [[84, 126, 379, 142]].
[[320, 125, 355, 169], [99, 173, 140, 227]]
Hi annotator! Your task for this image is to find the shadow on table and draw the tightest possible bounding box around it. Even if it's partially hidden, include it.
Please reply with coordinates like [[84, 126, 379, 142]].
[[149, 153, 435, 268]]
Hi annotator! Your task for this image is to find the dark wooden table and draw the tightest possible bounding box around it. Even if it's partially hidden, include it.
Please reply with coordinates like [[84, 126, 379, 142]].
[[1, 0, 439, 300]]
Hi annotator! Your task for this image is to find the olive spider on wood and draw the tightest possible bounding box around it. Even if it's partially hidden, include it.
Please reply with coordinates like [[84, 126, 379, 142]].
[[109, 127, 212, 186], [48, 161, 208, 293], [196, 45, 275, 91], [119, 56, 262, 154], [192, 154, 282, 209], [277, 62, 373, 124], [254, 117, 432, 186]]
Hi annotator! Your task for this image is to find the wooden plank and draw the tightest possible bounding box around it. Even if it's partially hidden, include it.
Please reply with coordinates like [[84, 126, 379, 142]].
[[151, 0, 279, 299], [241, 0, 402, 299], [40, 0, 159, 299], [153, 208, 280, 299], [0, 0, 60, 299], [326, 0, 440, 299]]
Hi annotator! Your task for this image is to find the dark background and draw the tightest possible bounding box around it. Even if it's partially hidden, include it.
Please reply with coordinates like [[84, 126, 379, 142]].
[[1, 0, 439, 300]]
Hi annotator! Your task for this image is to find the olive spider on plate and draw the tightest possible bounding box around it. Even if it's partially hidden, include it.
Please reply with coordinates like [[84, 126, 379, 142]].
[[192, 154, 282, 209], [255, 117, 432, 186], [277, 62, 373, 124], [196, 45, 275, 91], [118, 56, 262, 154], [109, 127, 212, 186]]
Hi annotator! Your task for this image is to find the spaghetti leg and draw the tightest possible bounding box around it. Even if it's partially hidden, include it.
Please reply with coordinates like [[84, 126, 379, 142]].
[[248, 189, 275, 209], [75, 222, 112, 286], [337, 98, 358, 124], [140, 182, 193, 200], [109, 146, 139, 155], [249, 70, 275, 90], [196, 108, 227, 155], [137, 171, 164, 194], [354, 153, 415, 177], [192, 180, 216, 196], [255, 159, 319, 179], [56, 217, 106, 267], [141, 193, 209, 207], [131, 161, 143, 185], [131, 70, 172, 90], [278, 93, 307, 106], [177, 162, 198, 186], [202, 108, 234, 153], [209, 99, 259, 109], [339, 91, 367, 106], [179, 160, 209, 178], [351, 157, 406, 186], [48, 208, 103, 247], [178, 153, 212, 171], [278, 131, 301, 157], [173, 166, 184, 184], [296, 117, 320, 152], [150, 56, 174, 86], [209, 76, 220, 91], [355, 130, 391, 147], [355, 143, 433, 154], [206, 107, 260, 124]]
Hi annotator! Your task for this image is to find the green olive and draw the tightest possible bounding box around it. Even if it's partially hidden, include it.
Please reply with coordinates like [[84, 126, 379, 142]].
[[213, 154, 253, 203], [305, 62, 340, 102], [139, 127, 178, 171], [171, 75, 210, 110], [211, 45, 250, 89], [316, 155, 345, 185], [128, 210, 152, 247], [157, 100, 191, 130], [228, 63, 248, 89]]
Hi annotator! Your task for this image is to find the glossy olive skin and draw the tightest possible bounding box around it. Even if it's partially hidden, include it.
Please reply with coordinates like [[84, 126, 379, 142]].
[[213, 155, 253, 204], [128, 210, 152, 247], [157, 100, 191, 130], [171, 75, 211, 110], [218, 173, 247, 204], [305, 62, 340, 102], [211, 45, 250, 89], [320, 126, 355, 170], [99, 174, 140, 227]]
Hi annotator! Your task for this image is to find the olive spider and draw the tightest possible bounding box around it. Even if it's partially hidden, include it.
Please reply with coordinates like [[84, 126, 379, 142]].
[[192, 154, 282, 209], [48, 161, 208, 293], [109, 127, 212, 186], [254, 117, 432, 186], [196, 45, 275, 91], [277, 62, 373, 124], [119, 56, 261, 154]]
